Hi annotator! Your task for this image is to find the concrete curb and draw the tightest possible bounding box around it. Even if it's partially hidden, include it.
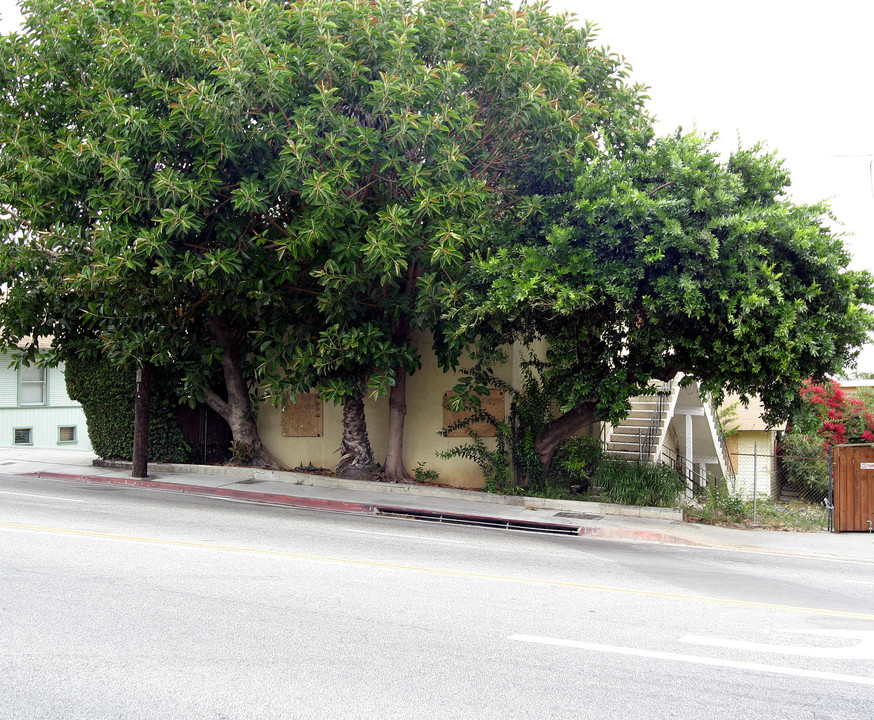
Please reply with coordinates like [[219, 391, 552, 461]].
[[29, 470, 711, 549], [27, 472, 378, 516], [93, 460, 684, 522], [577, 525, 715, 547]]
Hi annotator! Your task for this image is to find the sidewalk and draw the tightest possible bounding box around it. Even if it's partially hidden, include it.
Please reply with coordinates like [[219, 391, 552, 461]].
[[3, 447, 874, 563]]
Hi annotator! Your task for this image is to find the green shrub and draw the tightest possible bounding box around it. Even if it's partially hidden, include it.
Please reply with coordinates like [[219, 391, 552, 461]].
[[438, 361, 553, 493], [66, 358, 192, 463], [590, 458, 686, 507], [553, 436, 603, 493], [778, 432, 829, 499]]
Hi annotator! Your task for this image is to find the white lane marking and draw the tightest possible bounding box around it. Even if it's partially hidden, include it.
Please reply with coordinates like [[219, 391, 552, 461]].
[[509, 635, 874, 687], [680, 630, 874, 660], [345, 528, 469, 544], [0, 490, 85, 503]]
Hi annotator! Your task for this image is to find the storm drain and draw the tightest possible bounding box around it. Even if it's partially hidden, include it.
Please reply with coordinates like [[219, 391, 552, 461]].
[[375, 507, 580, 535], [553, 511, 603, 521]]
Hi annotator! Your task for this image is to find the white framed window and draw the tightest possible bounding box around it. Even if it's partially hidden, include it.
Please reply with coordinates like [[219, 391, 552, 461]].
[[14, 427, 33, 445], [19, 365, 46, 406], [58, 426, 77, 444]]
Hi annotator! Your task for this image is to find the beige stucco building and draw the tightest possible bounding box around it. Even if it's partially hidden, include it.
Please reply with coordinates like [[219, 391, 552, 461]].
[[722, 394, 784, 499], [257, 334, 528, 488]]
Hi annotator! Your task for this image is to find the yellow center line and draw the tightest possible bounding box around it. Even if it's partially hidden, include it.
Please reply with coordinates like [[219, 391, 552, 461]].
[[4, 521, 874, 621]]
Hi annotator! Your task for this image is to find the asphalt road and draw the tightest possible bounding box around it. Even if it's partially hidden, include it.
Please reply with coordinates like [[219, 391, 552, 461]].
[[2, 473, 873, 719]]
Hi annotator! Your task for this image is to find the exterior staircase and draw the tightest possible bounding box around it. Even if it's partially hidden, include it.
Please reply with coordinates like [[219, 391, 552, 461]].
[[605, 381, 680, 462]]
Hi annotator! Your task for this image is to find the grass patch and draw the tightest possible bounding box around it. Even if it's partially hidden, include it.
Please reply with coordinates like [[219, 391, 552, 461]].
[[685, 487, 828, 531]]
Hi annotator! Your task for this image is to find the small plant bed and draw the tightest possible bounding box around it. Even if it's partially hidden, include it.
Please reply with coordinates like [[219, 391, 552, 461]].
[[684, 490, 829, 532]]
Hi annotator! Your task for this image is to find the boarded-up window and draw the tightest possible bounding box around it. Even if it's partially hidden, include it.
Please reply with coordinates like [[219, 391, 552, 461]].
[[281, 394, 323, 437], [443, 391, 505, 438]]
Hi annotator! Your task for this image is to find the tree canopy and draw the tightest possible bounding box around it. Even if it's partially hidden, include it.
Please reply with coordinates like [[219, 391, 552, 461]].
[[452, 132, 874, 474], [1, 1, 868, 483], [0, 0, 644, 472]]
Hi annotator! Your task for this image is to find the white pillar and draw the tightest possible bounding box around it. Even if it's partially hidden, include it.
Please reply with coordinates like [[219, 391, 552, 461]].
[[685, 413, 694, 477]]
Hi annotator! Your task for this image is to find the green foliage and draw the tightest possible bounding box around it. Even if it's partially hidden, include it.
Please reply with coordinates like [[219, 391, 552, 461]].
[[747, 498, 829, 532], [228, 442, 257, 467], [718, 401, 741, 438], [778, 432, 830, 499], [685, 485, 828, 531], [442, 362, 683, 506], [439, 360, 557, 493], [684, 484, 747, 524], [0, 0, 646, 471], [452, 131, 874, 447], [589, 458, 686, 508], [438, 405, 515, 494], [412, 462, 440, 484], [554, 436, 604, 489], [242, 0, 648, 405], [65, 358, 191, 463]]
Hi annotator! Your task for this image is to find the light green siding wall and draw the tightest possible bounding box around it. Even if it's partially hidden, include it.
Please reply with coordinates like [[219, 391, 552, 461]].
[[48, 361, 76, 406], [0, 356, 17, 407], [0, 352, 91, 450]]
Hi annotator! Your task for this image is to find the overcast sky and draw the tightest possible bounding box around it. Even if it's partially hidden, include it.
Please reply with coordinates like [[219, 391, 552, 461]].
[[553, 0, 874, 369], [2, 0, 873, 367]]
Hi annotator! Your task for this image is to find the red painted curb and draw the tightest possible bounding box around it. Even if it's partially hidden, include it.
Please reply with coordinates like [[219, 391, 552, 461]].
[[25, 472, 378, 516], [578, 524, 714, 548], [25, 471, 712, 547]]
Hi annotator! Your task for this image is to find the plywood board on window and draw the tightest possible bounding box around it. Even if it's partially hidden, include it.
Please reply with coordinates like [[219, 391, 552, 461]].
[[281, 394, 323, 437], [443, 391, 505, 438]]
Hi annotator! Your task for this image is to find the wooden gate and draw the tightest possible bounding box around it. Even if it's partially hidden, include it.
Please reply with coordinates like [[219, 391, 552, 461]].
[[832, 444, 874, 532]]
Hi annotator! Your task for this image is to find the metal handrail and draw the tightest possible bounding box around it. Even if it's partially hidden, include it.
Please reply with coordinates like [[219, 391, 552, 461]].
[[658, 444, 722, 498], [641, 380, 672, 460]]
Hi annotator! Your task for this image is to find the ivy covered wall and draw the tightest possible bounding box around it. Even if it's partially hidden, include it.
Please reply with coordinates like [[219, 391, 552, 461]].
[[65, 358, 193, 463]]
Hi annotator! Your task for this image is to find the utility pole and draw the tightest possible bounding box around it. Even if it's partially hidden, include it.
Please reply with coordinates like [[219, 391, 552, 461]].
[[132, 361, 151, 478]]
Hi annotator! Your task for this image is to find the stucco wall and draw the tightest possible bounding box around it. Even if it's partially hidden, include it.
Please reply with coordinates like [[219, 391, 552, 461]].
[[732, 430, 778, 499], [258, 334, 518, 488]]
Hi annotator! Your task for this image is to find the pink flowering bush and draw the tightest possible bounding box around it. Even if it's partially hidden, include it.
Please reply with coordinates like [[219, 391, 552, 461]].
[[798, 379, 874, 448]]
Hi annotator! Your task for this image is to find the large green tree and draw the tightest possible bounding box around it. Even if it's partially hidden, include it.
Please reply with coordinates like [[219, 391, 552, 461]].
[[452, 132, 874, 480], [0, 0, 305, 466], [248, 0, 646, 478], [0, 0, 645, 476]]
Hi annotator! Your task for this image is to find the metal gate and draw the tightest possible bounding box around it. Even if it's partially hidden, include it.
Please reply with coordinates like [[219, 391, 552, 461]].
[[175, 404, 233, 464], [832, 444, 874, 532]]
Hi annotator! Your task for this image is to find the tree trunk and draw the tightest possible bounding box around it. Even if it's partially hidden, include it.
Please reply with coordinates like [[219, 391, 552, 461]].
[[204, 314, 284, 470], [335, 391, 374, 478], [383, 367, 410, 481], [532, 402, 597, 479]]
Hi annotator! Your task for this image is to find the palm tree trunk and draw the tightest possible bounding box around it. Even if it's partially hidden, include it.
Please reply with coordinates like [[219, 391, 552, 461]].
[[336, 391, 374, 478]]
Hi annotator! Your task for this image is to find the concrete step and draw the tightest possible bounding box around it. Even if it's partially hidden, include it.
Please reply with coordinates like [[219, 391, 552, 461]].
[[604, 450, 654, 461], [608, 435, 655, 447], [607, 443, 654, 454], [616, 417, 660, 427]]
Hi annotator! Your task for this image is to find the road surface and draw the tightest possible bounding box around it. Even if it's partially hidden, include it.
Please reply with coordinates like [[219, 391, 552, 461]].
[[2, 473, 872, 719]]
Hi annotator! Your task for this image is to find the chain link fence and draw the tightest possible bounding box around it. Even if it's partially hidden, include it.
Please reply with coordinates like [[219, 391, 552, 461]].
[[730, 448, 831, 530]]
